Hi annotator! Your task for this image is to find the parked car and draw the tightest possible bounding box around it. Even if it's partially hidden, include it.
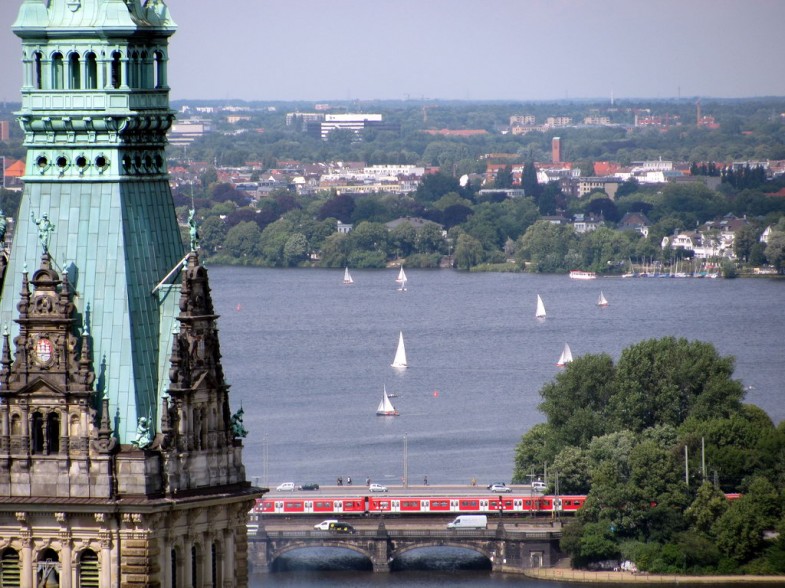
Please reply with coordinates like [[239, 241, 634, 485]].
[[328, 521, 355, 534], [369, 483, 388, 492], [275, 482, 295, 492], [489, 483, 512, 493], [313, 519, 338, 530], [298, 482, 320, 491]]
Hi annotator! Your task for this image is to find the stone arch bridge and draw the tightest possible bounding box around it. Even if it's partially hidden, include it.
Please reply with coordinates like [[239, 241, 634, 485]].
[[249, 521, 562, 573]]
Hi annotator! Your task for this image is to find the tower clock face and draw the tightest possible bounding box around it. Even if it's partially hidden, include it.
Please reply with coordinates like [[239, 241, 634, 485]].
[[35, 338, 53, 365]]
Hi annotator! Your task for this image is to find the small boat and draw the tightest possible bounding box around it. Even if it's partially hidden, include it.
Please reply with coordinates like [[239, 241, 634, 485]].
[[597, 291, 608, 307], [569, 270, 597, 280], [376, 385, 399, 416], [343, 267, 354, 285], [391, 331, 408, 368], [535, 294, 546, 319], [556, 343, 573, 367], [396, 265, 407, 291]]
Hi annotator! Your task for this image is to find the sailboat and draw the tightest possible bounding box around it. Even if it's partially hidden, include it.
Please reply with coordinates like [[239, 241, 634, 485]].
[[556, 343, 573, 367], [396, 265, 407, 291], [535, 294, 546, 318], [391, 331, 407, 368], [597, 291, 608, 307], [376, 385, 399, 416], [343, 267, 354, 285]]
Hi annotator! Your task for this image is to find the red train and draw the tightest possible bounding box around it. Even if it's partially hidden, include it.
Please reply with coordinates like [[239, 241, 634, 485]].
[[252, 494, 587, 516]]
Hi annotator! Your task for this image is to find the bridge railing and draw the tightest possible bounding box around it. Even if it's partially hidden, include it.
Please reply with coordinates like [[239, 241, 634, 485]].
[[252, 529, 562, 541]]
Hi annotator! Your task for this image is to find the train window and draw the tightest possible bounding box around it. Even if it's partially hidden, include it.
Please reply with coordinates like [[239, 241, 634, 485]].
[[284, 502, 303, 509], [402, 501, 419, 508], [432, 500, 449, 508], [524, 500, 531, 506], [460, 500, 478, 508]]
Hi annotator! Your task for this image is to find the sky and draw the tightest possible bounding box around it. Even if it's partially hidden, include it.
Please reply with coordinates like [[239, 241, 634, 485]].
[[1, 0, 784, 103]]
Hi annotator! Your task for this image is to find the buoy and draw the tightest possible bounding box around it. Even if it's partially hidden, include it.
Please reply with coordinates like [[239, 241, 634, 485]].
[[235, 304, 242, 312], [433, 390, 439, 398]]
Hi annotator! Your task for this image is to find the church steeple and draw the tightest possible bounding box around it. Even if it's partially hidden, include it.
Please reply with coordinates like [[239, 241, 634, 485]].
[[2, 0, 184, 443]]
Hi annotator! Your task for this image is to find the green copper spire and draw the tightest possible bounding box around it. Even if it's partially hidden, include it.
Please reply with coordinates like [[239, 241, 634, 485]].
[[1, 0, 183, 443]]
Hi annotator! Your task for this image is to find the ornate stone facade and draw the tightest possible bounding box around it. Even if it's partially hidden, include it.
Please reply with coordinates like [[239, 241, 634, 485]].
[[0, 1, 262, 586]]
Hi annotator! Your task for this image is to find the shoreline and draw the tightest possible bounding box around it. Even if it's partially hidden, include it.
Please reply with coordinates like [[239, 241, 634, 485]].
[[521, 568, 785, 584]]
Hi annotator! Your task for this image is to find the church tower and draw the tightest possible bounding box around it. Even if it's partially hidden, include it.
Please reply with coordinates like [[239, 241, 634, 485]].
[[0, 1, 260, 586]]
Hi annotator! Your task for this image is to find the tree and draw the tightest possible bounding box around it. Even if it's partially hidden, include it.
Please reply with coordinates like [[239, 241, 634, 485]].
[[764, 229, 785, 271], [223, 221, 261, 261], [494, 165, 513, 189], [198, 215, 227, 255], [318, 193, 355, 222], [414, 172, 462, 204], [452, 233, 484, 269], [283, 233, 309, 266], [733, 224, 760, 263], [521, 161, 542, 202], [515, 220, 577, 272]]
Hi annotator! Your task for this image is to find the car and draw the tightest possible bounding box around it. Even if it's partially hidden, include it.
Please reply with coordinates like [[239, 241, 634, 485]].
[[328, 521, 355, 534], [487, 481, 507, 490], [313, 519, 338, 530], [275, 482, 295, 492], [298, 482, 320, 491], [369, 483, 388, 492], [532, 480, 547, 491], [489, 483, 512, 493]]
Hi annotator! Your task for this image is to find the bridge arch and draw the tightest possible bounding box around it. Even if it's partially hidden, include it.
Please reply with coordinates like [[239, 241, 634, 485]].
[[270, 540, 374, 570], [391, 540, 494, 564]]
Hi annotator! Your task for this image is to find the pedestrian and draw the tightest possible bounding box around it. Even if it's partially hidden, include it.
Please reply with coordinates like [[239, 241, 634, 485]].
[[337, 476, 342, 486], [347, 476, 352, 485], [423, 475, 428, 485], [366, 477, 370, 486]]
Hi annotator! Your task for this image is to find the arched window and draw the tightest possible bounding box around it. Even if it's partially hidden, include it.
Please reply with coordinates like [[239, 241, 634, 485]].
[[31, 412, 44, 454], [10, 413, 21, 436], [33, 52, 43, 89], [191, 544, 199, 588], [170, 548, 178, 588], [130, 51, 139, 88], [47, 412, 60, 454], [110, 52, 122, 89], [69, 52, 80, 89], [154, 51, 165, 88], [140, 51, 150, 88], [85, 52, 97, 89], [52, 52, 64, 89], [37, 548, 60, 587], [1, 548, 21, 587], [211, 542, 218, 588], [78, 549, 99, 587]]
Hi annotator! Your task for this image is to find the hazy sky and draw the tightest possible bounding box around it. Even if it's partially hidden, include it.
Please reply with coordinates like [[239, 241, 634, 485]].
[[1, 0, 784, 103]]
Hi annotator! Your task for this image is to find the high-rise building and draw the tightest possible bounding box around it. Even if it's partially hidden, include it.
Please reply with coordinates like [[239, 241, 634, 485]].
[[0, 1, 260, 585]]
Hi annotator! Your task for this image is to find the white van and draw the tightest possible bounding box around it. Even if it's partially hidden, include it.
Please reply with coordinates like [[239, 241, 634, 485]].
[[447, 515, 487, 529]]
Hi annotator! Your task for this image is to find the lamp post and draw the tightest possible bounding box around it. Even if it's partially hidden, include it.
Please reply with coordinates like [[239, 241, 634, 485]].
[[403, 433, 408, 488]]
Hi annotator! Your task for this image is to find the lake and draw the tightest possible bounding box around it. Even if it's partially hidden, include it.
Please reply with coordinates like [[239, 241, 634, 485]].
[[207, 267, 785, 489]]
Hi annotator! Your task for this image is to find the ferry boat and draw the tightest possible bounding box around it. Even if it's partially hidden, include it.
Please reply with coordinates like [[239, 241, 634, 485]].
[[569, 270, 597, 280]]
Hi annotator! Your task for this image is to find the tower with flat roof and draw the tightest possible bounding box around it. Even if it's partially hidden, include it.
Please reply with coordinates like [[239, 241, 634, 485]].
[[0, 1, 261, 585]]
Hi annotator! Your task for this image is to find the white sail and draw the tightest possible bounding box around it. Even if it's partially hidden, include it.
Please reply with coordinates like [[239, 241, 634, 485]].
[[597, 291, 608, 307], [376, 385, 399, 416], [391, 331, 407, 368], [556, 343, 573, 367], [343, 267, 354, 284], [396, 266, 407, 291], [535, 294, 546, 318]]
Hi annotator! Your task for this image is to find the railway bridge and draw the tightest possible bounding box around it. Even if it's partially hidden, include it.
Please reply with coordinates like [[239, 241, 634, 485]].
[[248, 520, 563, 573]]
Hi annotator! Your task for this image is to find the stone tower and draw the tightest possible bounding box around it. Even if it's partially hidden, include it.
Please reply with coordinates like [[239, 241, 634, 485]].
[[0, 1, 261, 586]]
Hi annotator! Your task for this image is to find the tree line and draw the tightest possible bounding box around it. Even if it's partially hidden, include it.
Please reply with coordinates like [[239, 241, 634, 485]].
[[513, 337, 785, 574]]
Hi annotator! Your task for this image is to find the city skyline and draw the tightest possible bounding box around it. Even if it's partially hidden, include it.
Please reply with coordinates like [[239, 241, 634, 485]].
[[0, 0, 784, 104]]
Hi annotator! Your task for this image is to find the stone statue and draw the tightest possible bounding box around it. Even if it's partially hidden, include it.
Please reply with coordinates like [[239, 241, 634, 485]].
[[131, 416, 152, 449], [188, 208, 199, 251], [31, 211, 55, 254], [230, 407, 248, 439]]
